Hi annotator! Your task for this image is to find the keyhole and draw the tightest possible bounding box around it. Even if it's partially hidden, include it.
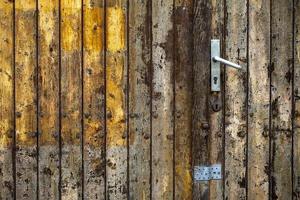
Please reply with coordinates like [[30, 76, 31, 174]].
[[214, 77, 218, 85], [213, 103, 219, 111]]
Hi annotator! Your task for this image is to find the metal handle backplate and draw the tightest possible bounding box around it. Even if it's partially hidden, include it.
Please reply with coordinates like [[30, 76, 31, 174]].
[[211, 39, 242, 92]]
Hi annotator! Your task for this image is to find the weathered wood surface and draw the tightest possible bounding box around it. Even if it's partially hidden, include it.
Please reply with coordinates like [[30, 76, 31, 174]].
[[0, 0, 14, 199], [0, 1, 299, 199], [247, 0, 270, 199], [151, 0, 174, 199], [60, 0, 83, 199], [207, 1, 224, 200], [38, 0, 60, 199], [106, 0, 128, 199], [294, 0, 300, 198], [15, 0, 38, 199], [192, 0, 224, 199], [174, 0, 193, 199], [83, 0, 105, 199], [128, 0, 151, 199], [270, 0, 293, 199], [224, 0, 248, 199]]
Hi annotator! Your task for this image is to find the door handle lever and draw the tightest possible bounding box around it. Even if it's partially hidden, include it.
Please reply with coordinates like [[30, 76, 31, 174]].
[[212, 56, 242, 69], [211, 39, 242, 92]]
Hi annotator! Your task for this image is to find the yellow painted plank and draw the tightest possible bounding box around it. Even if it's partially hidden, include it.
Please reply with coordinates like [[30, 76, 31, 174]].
[[128, 0, 151, 199], [174, 0, 193, 199], [38, 0, 60, 199], [83, 0, 105, 199], [60, 0, 83, 199], [151, 0, 174, 199], [0, 0, 14, 199], [15, 0, 38, 199], [106, 1, 128, 199]]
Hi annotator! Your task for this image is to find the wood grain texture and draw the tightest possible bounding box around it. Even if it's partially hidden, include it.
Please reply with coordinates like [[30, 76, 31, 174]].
[[60, 0, 83, 199], [207, 1, 224, 199], [83, 0, 105, 199], [15, 1, 38, 199], [0, 0, 14, 199], [192, 1, 210, 198], [38, 0, 60, 199], [270, 0, 293, 199], [192, 0, 224, 199], [106, 0, 128, 199], [294, 0, 300, 198], [128, 0, 151, 199], [174, 0, 193, 199], [224, 0, 247, 199], [151, 0, 174, 199], [247, 1, 270, 199]]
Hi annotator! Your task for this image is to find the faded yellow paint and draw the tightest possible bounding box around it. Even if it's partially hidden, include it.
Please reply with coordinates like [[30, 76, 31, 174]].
[[15, 0, 35, 10], [106, 55, 126, 147], [106, 6, 126, 147], [61, 0, 81, 51], [84, 119, 103, 147], [84, 7, 103, 52], [39, 0, 59, 146], [61, 110, 81, 143], [15, 0, 37, 147], [107, 7, 125, 53], [0, 1, 13, 148], [175, 165, 192, 199]]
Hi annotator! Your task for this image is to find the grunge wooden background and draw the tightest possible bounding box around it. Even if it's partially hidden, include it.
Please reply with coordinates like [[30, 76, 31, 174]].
[[0, 0, 299, 199]]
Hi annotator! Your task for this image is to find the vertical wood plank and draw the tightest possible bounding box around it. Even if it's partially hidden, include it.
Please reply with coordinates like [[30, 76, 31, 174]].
[[151, 0, 174, 199], [106, 0, 128, 199], [0, 0, 14, 199], [192, 0, 224, 199], [174, 0, 193, 199], [294, 0, 300, 198], [15, 0, 38, 199], [270, 0, 293, 199], [224, 0, 248, 199], [60, 0, 83, 199], [192, 1, 210, 198], [83, 0, 105, 199], [208, 1, 224, 199], [247, 1, 270, 199], [128, 0, 151, 199], [38, 0, 60, 199]]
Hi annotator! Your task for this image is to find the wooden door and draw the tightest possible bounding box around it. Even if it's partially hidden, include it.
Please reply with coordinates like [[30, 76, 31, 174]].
[[193, 0, 298, 200], [0, 0, 299, 200]]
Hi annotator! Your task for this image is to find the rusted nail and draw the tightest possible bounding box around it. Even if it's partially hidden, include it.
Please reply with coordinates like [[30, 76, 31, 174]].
[[285, 131, 292, 138], [166, 134, 173, 140], [262, 130, 269, 137], [144, 133, 150, 140], [217, 131, 222, 137], [201, 122, 210, 130], [237, 131, 246, 138]]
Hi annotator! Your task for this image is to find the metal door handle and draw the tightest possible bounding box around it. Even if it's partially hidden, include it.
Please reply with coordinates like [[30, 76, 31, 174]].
[[212, 56, 241, 69], [211, 39, 242, 92]]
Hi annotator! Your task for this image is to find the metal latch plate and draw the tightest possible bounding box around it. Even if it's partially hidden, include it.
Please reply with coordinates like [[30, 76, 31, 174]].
[[194, 164, 222, 181], [211, 39, 221, 92]]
